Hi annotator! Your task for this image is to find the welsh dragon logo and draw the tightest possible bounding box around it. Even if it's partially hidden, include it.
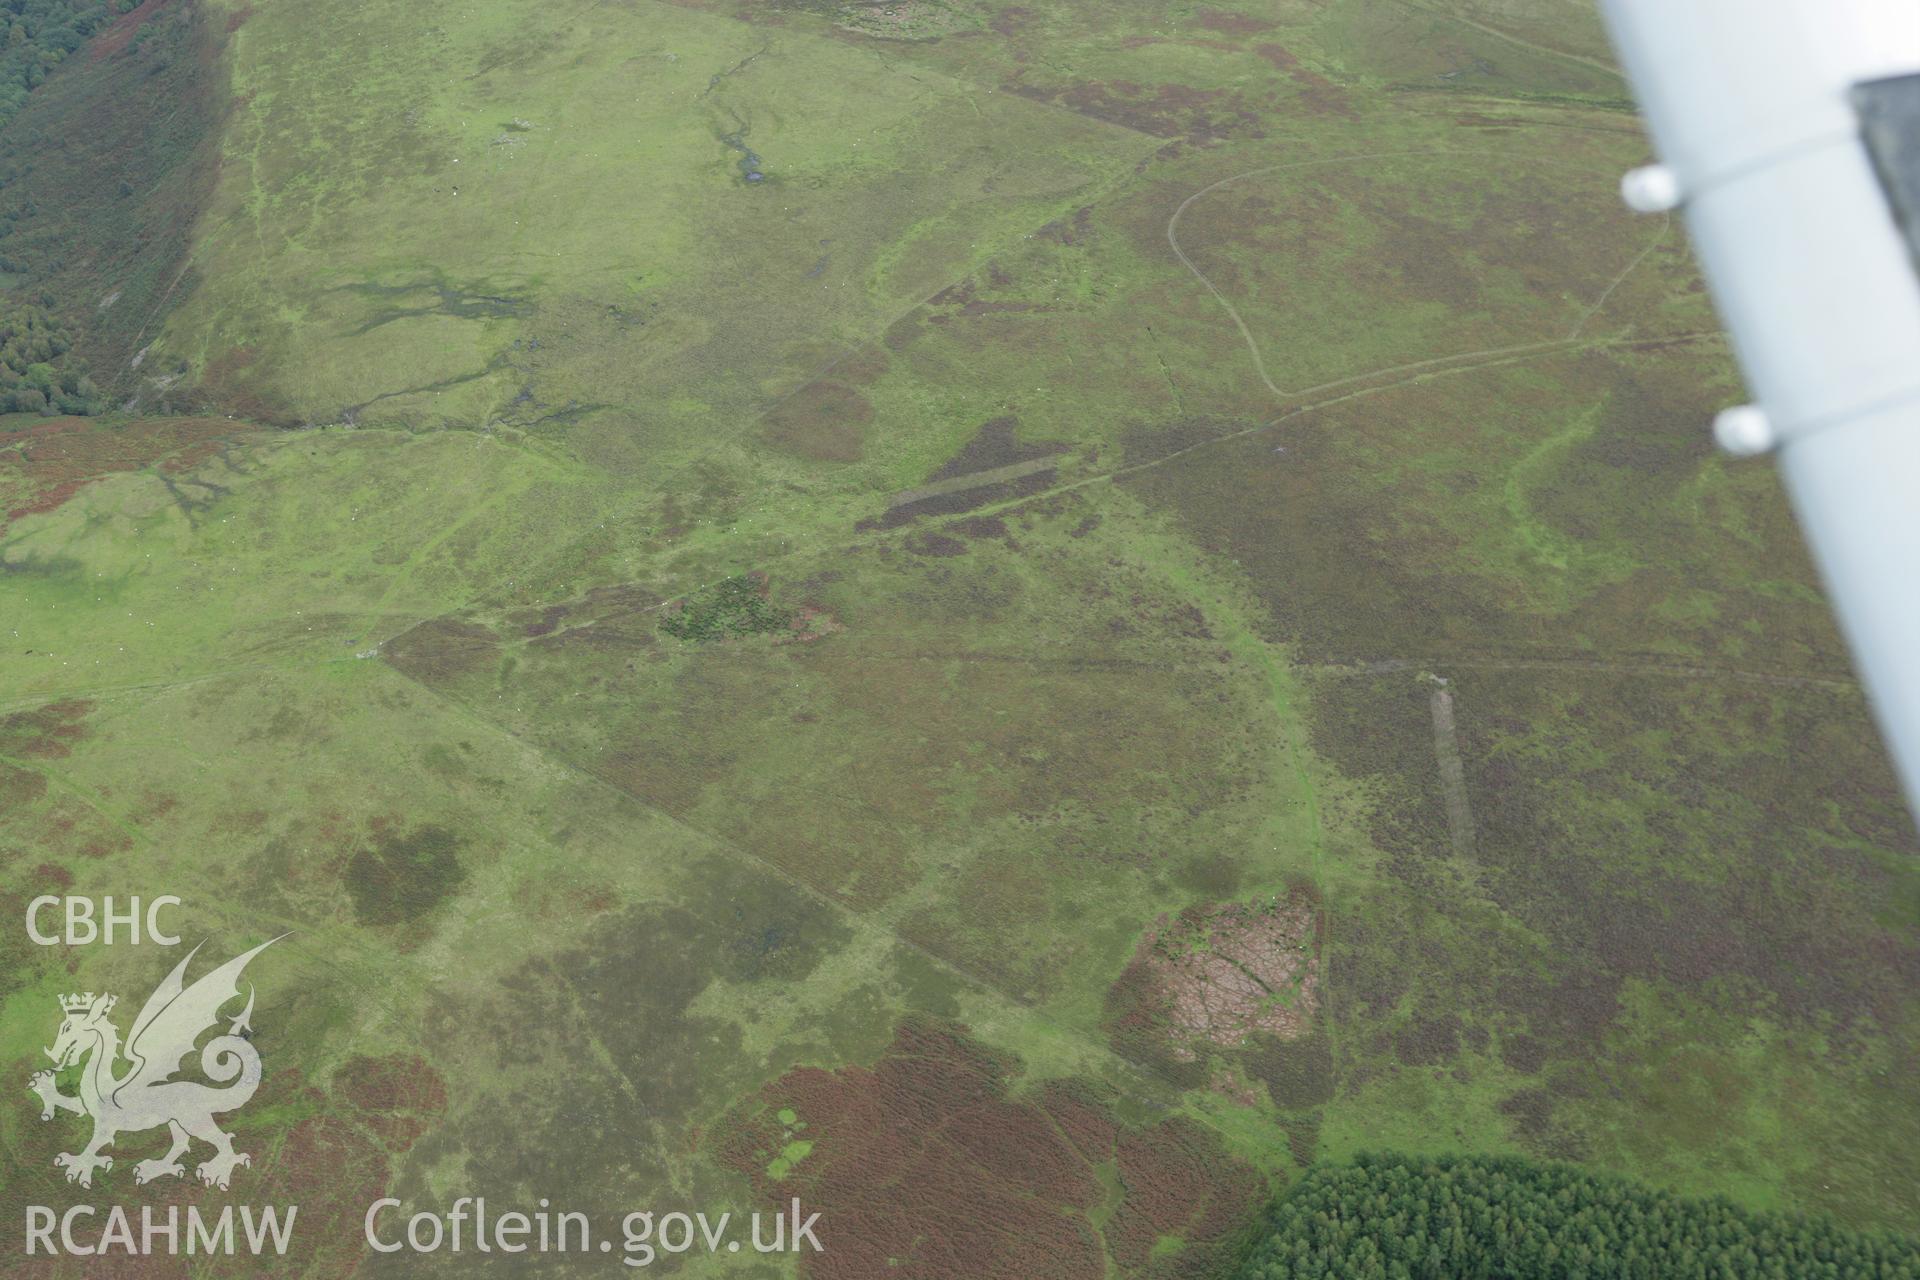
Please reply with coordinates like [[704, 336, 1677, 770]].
[[27, 937, 283, 1191]]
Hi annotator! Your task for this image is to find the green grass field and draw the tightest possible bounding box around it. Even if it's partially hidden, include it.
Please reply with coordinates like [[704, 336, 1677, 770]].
[[3, 0, 1916, 1275]]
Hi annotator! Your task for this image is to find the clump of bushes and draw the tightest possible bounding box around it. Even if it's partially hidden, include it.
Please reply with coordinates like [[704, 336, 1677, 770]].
[[0, 301, 102, 413], [661, 575, 791, 642], [1236, 1152, 1920, 1279], [0, 0, 116, 121]]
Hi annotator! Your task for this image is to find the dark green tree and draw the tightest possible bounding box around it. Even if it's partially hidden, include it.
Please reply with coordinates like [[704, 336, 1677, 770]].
[[1236, 1153, 1920, 1280]]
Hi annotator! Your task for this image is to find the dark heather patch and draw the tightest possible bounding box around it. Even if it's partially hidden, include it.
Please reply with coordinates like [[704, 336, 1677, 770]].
[[1457, 671, 1920, 1043], [520, 605, 567, 637], [906, 532, 968, 556], [854, 467, 1057, 531], [951, 514, 1009, 540], [1326, 915, 1410, 1020], [1395, 1014, 1463, 1065], [0, 699, 93, 759], [1302, 674, 1449, 863], [344, 825, 467, 925], [505, 581, 668, 652], [333, 1054, 449, 1151], [1119, 350, 1860, 677], [990, 5, 1036, 38], [1121, 416, 1254, 467], [1255, 46, 1358, 118], [714, 1018, 1264, 1279], [381, 618, 502, 684], [1498, 1085, 1589, 1162], [1195, 8, 1275, 36], [1286, 1116, 1321, 1168], [1007, 77, 1267, 144], [1493, 969, 1627, 1061], [403, 882, 846, 1245], [1034, 205, 1095, 246], [0, 763, 48, 806], [1500, 1032, 1547, 1075], [1176, 850, 1244, 897], [1245, 1030, 1335, 1110], [17, 923, 440, 1270], [1102, 953, 1209, 1091], [762, 379, 872, 463], [0, 890, 45, 998], [1298, 650, 1917, 1113], [925, 414, 1063, 482], [702, 856, 856, 984]]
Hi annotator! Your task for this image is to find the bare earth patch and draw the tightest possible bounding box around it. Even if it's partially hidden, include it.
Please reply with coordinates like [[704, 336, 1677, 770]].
[[1122, 894, 1319, 1061], [836, 0, 976, 40]]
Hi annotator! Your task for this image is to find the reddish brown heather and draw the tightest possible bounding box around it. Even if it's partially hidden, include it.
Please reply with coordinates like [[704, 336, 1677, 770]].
[[715, 1018, 1263, 1279], [0, 1054, 444, 1279], [0, 699, 94, 760], [1194, 9, 1276, 36], [1, 417, 238, 534]]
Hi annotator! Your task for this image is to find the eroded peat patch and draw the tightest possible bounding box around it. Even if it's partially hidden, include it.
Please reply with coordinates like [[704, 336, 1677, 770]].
[[1108, 893, 1321, 1067]]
